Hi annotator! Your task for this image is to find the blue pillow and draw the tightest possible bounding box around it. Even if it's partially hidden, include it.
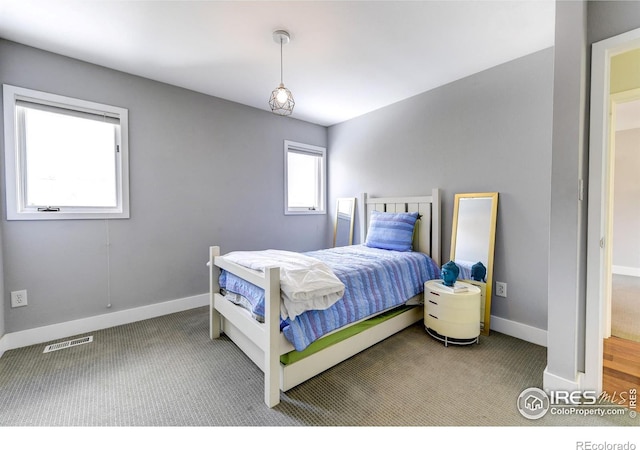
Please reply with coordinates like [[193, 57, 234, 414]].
[[364, 210, 419, 252]]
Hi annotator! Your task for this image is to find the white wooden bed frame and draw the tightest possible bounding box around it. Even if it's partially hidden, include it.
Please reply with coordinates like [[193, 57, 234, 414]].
[[209, 189, 441, 407]]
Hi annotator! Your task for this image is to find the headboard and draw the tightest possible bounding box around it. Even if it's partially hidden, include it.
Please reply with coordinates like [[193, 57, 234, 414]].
[[358, 188, 441, 266]]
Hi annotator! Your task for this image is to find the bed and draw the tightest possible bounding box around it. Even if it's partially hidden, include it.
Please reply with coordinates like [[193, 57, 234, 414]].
[[208, 189, 442, 407]]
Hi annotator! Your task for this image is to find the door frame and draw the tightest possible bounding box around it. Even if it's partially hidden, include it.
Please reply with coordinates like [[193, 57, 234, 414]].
[[585, 27, 640, 392]]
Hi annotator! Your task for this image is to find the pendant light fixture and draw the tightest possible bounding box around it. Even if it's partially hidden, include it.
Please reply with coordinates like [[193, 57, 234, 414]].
[[269, 30, 295, 116]]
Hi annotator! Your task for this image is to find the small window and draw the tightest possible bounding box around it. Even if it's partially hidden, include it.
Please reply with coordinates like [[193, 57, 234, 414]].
[[284, 140, 326, 215], [3, 85, 129, 220]]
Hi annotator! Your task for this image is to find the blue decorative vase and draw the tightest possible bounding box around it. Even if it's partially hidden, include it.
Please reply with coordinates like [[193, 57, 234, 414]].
[[471, 261, 487, 282], [441, 261, 459, 287]]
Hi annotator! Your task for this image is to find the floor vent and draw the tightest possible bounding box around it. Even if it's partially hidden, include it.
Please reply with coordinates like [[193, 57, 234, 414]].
[[43, 336, 93, 353]]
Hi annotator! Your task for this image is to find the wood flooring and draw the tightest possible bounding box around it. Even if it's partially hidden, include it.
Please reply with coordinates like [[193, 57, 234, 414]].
[[602, 336, 640, 409]]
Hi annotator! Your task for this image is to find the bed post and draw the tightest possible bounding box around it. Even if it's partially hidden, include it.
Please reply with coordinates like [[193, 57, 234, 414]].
[[431, 188, 442, 266], [210, 246, 221, 340], [359, 192, 368, 244], [264, 266, 281, 407]]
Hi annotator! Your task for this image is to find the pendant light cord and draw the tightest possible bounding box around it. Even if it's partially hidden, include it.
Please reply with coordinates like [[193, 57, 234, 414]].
[[280, 38, 284, 85]]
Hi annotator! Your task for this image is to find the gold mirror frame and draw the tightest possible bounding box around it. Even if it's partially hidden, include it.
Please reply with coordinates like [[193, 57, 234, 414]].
[[334, 197, 356, 247], [450, 192, 498, 335]]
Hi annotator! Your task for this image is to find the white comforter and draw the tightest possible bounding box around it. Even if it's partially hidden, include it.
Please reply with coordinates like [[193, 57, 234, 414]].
[[221, 249, 346, 320]]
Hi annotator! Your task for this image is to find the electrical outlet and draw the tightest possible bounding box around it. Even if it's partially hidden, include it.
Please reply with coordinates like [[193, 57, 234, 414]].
[[11, 289, 28, 308], [495, 282, 507, 298]]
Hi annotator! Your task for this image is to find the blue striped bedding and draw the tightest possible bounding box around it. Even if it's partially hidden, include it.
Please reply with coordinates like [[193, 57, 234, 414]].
[[219, 244, 441, 352]]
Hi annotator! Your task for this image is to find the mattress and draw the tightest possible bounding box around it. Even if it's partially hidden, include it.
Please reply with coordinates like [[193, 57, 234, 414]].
[[219, 244, 441, 351]]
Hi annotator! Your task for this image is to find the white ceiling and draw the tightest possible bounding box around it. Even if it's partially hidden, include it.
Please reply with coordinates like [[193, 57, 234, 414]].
[[0, 0, 557, 126]]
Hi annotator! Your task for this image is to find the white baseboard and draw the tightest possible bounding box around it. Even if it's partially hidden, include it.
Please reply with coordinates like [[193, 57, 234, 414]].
[[611, 265, 640, 277], [489, 315, 547, 347], [0, 333, 8, 360], [0, 293, 208, 357], [543, 366, 583, 392]]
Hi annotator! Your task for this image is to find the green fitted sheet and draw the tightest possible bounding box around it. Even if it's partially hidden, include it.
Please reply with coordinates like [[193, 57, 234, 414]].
[[280, 305, 415, 365]]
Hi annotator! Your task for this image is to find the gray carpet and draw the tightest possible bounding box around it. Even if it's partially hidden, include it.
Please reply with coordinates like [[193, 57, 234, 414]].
[[0, 306, 637, 429], [612, 274, 640, 342]]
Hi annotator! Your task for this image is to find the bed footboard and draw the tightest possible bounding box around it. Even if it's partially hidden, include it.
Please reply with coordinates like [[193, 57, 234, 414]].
[[209, 245, 282, 407]]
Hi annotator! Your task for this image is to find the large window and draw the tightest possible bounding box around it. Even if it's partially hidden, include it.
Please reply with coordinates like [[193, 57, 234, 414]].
[[3, 85, 129, 220], [284, 140, 326, 215]]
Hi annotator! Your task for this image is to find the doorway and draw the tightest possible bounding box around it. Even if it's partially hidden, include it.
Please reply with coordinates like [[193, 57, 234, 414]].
[[601, 95, 640, 406], [586, 28, 640, 394], [610, 95, 640, 343]]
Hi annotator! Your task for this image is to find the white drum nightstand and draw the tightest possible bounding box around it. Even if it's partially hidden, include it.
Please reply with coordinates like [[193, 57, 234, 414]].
[[424, 280, 481, 346]]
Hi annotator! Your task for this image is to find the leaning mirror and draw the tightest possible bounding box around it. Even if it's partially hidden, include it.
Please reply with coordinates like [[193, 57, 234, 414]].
[[450, 192, 498, 335], [334, 197, 356, 247]]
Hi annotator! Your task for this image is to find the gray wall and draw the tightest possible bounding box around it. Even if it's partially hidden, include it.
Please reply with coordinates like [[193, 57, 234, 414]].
[[547, 0, 589, 385], [0, 40, 328, 333], [587, 1, 640, 44], [328, 48, 554, 331]]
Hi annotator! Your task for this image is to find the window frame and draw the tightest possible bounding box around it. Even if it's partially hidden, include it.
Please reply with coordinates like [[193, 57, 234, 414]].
[[283, 140, 327, 215], [3, 84, 129, 220]]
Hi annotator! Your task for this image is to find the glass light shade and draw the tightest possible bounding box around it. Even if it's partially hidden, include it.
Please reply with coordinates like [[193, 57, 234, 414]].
[[276, 88, 289, 104], [269, 83, 295, 116]]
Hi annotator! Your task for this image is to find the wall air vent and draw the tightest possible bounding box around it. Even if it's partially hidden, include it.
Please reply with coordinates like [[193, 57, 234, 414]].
[[43, 336, 93, 353]]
